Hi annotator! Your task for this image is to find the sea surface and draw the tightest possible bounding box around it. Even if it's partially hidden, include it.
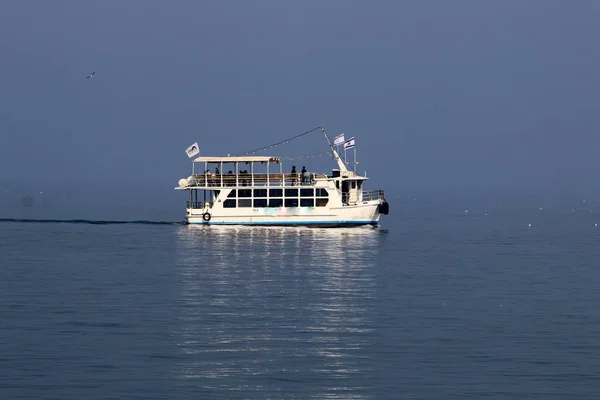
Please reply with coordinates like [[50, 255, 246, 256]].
[[2, 192, 600, 399]]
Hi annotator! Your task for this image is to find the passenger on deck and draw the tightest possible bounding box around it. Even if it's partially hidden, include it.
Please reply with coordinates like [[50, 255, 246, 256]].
[[301, 166, 309, 184], [290, 166, 297, 186], [240, 170, 248, 186]]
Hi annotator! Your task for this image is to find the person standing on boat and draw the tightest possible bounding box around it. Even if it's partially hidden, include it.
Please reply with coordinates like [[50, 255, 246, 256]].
[[301, 166, 309, 184], [291, 166, 297, 186]]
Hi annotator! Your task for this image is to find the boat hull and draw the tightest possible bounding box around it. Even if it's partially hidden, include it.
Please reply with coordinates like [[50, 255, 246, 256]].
[[187, 220, 378, 227], [185, 202, 382, 227]]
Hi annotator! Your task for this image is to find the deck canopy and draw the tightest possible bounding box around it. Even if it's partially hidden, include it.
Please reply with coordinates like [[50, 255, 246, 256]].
[[192, 156, 281, 163]]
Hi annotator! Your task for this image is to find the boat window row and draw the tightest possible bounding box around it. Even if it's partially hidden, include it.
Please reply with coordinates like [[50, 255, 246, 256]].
[[223, 198, 329, 208], [227, 188, 328, 198]]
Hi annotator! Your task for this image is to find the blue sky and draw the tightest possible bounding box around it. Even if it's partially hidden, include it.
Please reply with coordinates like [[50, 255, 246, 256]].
[[1, 0, 599, 204]]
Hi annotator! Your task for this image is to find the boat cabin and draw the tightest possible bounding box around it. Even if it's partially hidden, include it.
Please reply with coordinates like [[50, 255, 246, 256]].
[[177, 155, 378, 210]]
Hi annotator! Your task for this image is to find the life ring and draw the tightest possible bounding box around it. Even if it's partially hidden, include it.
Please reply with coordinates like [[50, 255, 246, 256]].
[[202, 212, 211, 222]]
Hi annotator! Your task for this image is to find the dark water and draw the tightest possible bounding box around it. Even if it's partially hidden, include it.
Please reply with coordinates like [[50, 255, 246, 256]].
[[2, 196, 600, 399]]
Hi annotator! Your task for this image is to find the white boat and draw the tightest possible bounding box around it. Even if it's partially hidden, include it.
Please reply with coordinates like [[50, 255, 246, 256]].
[[175, 126, 389, 226]]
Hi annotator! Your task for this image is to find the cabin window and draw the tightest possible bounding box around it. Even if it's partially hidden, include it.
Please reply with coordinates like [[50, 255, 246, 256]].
[[300, 188, 313, 197], [285, 188, 298, 197], [351, 181, 356, 189], [357, 182, 362, 189], [300, 198, 314, 207], [254, 189, 267, 198], [227, 190, 236, 198], [316, 188, 328, 197], [254, 199, 268, 208], [238, 189, 252, 198], [316, 198, 329, 207], [269, 198, 283, 207], [223, 199, 236, 208], [238, 199, 252, 207], [269, 189, 283, 197], [285, 198, 298, 207]]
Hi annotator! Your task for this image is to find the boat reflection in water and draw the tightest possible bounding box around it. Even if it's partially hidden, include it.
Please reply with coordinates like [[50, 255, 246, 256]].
[[174, 225, 383, 398]]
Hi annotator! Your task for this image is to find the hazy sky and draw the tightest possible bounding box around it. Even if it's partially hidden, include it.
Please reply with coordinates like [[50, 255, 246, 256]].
[[1, 0, 599, 198]]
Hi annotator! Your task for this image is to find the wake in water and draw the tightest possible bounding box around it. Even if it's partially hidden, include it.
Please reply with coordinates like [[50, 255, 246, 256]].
[[0, 218, 186, 225]]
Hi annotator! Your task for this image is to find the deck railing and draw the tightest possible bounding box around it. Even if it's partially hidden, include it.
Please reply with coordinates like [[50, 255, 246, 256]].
[[186, 201, 213, 209], [188, 173, 328, 187], [362, 190, 385, 201]]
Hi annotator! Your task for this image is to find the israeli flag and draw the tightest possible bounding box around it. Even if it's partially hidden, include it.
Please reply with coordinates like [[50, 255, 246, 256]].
[[333, 133, 345, 146], [343, 137, 355, 150], [186, 142, 200, 158]]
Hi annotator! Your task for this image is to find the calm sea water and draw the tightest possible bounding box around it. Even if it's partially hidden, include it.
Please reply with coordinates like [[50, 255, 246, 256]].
[[2, 194, 600, 399]]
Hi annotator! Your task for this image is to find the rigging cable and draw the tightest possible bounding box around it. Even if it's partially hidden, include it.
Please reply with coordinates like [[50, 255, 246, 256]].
[[235, 126, 322, 156], [280, 152, 332, 161]]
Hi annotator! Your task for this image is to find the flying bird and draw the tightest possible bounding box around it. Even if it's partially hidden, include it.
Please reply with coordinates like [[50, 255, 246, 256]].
[[86, 71, 95, 79]]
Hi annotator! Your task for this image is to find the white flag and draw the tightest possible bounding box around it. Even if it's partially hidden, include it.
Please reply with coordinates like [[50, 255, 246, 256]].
[[333, 133, 345, 146], [343, 137, 355, 150], [185, 142, 200, 158]]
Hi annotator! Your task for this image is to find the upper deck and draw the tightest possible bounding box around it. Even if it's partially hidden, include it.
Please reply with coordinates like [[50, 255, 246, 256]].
[[178, 172, 330, 189], [177, 154, 367, 190]]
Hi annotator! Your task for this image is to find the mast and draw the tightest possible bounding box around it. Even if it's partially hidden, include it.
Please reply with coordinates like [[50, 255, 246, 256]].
[[320, 125, 349, 173]]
